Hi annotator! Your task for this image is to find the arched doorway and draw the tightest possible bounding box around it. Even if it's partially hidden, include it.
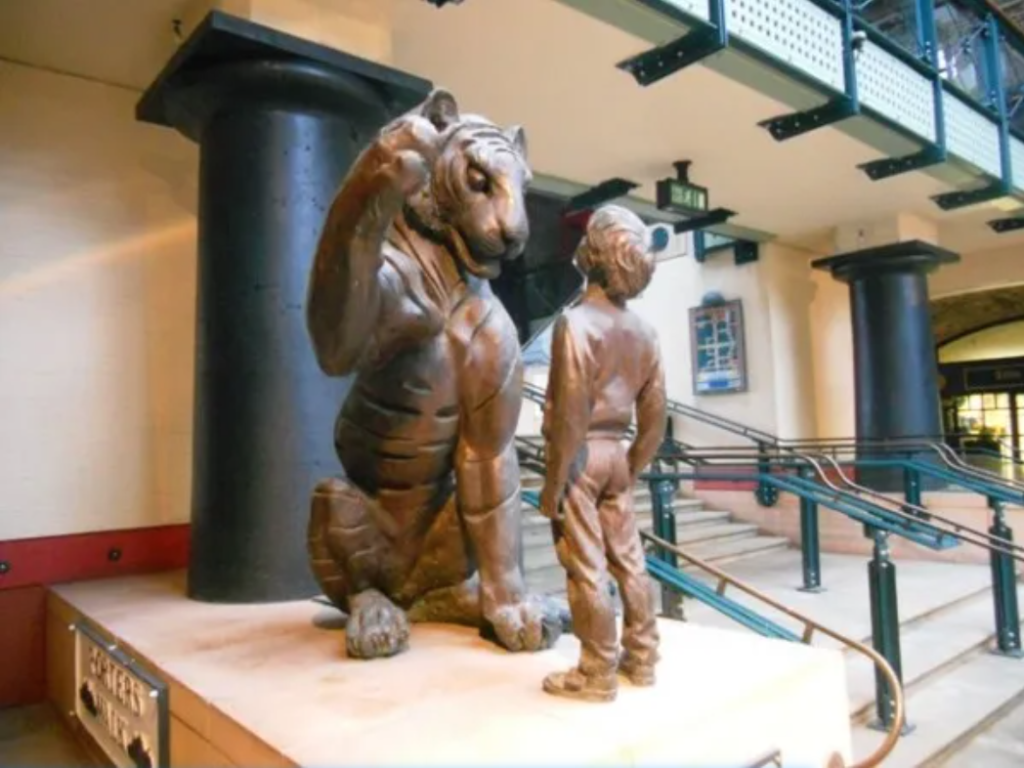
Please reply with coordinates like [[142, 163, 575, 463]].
[[932, 286, 1024, 474]]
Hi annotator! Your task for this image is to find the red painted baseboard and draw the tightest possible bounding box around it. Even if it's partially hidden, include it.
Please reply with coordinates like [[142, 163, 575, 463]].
[[0, 586, 47, 708], [693, 465, 759, 491], [0, 524, 190, 708], [0, 524, 190, 591]]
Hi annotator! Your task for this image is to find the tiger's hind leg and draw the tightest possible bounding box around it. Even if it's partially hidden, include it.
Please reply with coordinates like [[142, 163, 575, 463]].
[[402, 493, 569, 645], [308, 478, 410, 659]]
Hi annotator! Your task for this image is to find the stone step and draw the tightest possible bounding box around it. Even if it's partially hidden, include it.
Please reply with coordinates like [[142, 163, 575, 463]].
[[933, 685, 1024, 766], [844, 585, 1014, 721], [684, 534, 791, 567], [850, 645, 1024, 768]]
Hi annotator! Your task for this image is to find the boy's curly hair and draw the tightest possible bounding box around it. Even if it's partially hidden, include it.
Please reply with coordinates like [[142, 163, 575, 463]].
[[575, 204, 654, 302]]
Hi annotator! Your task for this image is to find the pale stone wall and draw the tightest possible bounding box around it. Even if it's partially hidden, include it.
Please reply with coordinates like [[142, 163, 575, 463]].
[[0, 61, 197, 540]]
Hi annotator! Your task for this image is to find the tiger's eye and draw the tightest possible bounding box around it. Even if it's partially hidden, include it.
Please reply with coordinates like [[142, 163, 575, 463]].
[[466, 166, 490, 194]]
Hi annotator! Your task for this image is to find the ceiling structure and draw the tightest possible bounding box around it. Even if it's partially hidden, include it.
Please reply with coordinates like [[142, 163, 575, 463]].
[[992, 0, 1024, 30], [2, 0, 1024, 255], [931, 284, 1024, 344]]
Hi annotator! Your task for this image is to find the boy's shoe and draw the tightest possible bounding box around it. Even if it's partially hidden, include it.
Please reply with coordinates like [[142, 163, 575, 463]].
[[542, 667, 617, 702], [617, 654, 656, 686]]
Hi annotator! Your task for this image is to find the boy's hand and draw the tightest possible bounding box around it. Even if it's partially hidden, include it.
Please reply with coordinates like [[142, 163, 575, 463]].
[[539, 484, 565, 522]]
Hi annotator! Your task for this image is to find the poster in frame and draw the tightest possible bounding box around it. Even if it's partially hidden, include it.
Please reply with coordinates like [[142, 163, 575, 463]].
[[689, 298, 748, 395]]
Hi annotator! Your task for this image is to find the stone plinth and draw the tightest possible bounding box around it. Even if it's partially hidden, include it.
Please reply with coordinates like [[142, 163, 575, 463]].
[[47, 572, 854, 768]]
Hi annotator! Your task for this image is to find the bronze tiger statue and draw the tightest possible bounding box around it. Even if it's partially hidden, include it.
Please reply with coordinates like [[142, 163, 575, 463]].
[[306, 88, 564, 660]]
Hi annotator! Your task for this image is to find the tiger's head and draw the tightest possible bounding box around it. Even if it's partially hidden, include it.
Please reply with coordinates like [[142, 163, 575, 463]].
[[405, 89, 532, 280]]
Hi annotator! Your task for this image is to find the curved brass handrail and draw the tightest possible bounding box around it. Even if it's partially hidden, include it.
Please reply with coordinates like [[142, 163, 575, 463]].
[[641, 531, 903, 768], [743, 747, 783, 768]]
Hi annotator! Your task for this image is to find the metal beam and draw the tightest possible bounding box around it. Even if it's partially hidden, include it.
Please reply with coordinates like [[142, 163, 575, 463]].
[[617, 0, 727, 86]]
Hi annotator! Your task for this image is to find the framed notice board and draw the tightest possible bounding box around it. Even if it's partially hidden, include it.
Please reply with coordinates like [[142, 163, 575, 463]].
[[690, 299, 748, 395]]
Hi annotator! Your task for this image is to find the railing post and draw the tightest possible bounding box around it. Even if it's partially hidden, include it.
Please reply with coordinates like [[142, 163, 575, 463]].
[[755, 441, 779, 507], [902, 463, 922, 508], [649, 475, 685, 621], [798, 466, 824, 593], [988, 497, 1023, 658], [867, 529, 912, 733]]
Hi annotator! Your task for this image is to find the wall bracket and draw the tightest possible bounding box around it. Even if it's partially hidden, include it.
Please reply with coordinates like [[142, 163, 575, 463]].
[[858, 144, 947, 181], [673, 208, 735, 235], [931, 180, 1010, 211], [759, 97, 859, 142], [616, 0, 727, 87], [563, 177, 639, 217], [694, 231, 758, 265], [988, 216, 1024, 233]]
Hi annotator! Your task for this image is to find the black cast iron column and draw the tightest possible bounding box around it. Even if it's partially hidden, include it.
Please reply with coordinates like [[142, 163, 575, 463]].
[[812, 241, 959, 491], [137, 12, 431, 602]]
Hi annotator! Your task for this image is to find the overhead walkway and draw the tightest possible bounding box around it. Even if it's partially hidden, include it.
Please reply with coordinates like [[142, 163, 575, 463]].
[[551, 0, 1024, 228]]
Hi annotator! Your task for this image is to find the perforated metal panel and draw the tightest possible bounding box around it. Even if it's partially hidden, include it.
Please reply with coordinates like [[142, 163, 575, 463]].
[[663, 0, 710, 22], [725, 0, 845, 92], [944, 94, 1002, 177], [855, 42, 936, 143], [1011, 137, 1024, 191]]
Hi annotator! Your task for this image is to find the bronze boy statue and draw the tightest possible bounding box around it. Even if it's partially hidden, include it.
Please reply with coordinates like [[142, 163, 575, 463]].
[[539, 204, 667, 702]]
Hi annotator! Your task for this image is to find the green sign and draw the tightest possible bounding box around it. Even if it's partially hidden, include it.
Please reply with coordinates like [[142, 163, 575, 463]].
[[669, 182, 707, 212], [656, 178, 710, 215]]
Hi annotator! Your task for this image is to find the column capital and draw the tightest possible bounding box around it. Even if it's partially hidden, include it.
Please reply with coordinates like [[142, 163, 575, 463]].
[[137, 10, 430, 141], [811, 240, 959, 284]]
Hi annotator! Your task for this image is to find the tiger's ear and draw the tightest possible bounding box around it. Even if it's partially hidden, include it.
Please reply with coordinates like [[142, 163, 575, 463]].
[[421, 88, 460, 132], [506, 125, 528, 159]]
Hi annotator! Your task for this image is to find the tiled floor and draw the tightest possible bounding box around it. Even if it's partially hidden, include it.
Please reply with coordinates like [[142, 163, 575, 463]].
[[0, 703, 88, 767]]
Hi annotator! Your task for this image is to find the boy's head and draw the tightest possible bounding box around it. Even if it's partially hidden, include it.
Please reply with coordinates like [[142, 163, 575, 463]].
[[574, 204, 654, 302]]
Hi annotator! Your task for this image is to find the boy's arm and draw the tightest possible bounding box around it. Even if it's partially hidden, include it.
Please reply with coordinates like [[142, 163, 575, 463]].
[[628, 348, 667, 480], [540, 315, 590, 517]]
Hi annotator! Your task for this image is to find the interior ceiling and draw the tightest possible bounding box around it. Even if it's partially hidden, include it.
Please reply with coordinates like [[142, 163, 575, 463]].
[[2, 0, 1024, 254], [932, 285, 1024, 344], [992, 0, 1024, 30]]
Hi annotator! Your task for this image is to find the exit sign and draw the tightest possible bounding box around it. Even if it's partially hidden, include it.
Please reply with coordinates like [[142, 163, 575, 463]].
[[656, 178, 709, 215]]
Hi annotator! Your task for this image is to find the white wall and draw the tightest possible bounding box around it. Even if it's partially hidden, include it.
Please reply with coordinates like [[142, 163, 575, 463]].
[[0, 61, 197, 540], [809, 268, 856, 439], [632, 235, 783, 446], [939, 320, 1024, 363]]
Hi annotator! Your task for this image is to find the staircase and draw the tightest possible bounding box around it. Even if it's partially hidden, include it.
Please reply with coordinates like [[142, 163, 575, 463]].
[[847, 582, 1024, 767], [520, 465, 789, 597], [673, 546, 1024, 768]]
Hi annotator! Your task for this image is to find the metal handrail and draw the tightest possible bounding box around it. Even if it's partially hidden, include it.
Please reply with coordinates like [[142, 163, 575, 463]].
[[810, 452, 1024, 561], [929, 442, 1024, 494], [641, 531, 903, 768], [521, 383, 1024, 556], [743, 748, 783, 768], [642, 445, 1024, 561], [665, 396, 1024, 477]]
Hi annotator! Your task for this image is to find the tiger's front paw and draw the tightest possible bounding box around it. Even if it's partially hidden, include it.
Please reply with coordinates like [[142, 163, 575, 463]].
[[484, 596, 562, 653]]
